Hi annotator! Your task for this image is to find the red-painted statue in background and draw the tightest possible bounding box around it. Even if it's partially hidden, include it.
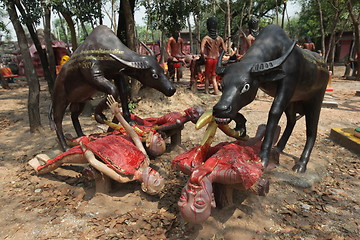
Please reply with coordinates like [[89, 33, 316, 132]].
[[166, 31, 186, 82], [201, 17, 227, 95]]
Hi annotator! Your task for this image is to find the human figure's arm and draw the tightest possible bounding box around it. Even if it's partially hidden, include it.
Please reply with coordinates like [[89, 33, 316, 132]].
[[219, 37, 226, 53], [245, 34, 255, 49], [179, 38, 185, 56], [200, 37, 207, 59], [166, 38, 173, 60], [106, 95, 148, 157]]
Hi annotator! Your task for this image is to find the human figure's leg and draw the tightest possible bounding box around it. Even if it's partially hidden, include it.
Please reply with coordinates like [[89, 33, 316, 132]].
[[211, 75, 219, 94]]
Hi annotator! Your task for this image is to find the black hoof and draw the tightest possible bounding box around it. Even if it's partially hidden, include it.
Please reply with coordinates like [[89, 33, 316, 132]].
[[257, 179, 270, 196], [292, 164, 307, 173], [261, 157, 269, 168], [95, 113, 107, 124]]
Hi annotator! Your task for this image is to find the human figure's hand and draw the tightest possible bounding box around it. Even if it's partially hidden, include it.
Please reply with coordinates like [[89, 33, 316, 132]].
[[106, 95, 122, 116]]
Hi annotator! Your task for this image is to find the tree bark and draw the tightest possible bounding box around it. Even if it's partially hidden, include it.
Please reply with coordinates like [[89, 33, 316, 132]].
[[44, 6, 57, 81], [98, 0, 103, 25], [226, 0, 232, 52], [193, 14, 201, 54], [122, 0, 136, 50], [60, 10, 78, 51], [6, 1, 42, 132], [248, 0, 253, 18], [80, 20, 89, 38], [347, 0, 360, 81], [187, 15, 193, 53], [120, 0, 141, 101], [14, 0, 54, 95], [57, 11, 71, 55], [281, 2, 287, 29], [316, 0, 326, 57]]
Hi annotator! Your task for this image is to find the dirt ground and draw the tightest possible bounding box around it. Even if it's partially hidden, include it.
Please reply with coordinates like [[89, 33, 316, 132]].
[[0, 66, 359, 240]]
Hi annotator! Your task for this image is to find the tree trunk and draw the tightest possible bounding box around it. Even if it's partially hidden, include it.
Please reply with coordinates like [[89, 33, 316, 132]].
[[80, 20, 89, 37], [193, 14, 201, 54], [347, 0, 360, 81], [187, 15, 193, 53], [226, 0, 232, 52], [122, 0, 136, 51], [275, 0, 278, 25], [44, 6, 57, 81], [248, 0, 253, 18], [57, 11, 71, 55], [14, 0, 55, 95], [117, 1, 127, 44], [281, 2, 287, 29], [316, 0, 326, 57], [6, 1, 42, 132], [329, 40, 336, 71], [98, 0, 103, 25], [237, 3, 246, 49], [60, 11, 78, 51], [324, 16, 340, 62], [123, 0, 141, 100]]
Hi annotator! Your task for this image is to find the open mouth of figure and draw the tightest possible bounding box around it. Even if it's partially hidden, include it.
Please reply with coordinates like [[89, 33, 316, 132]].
[[214, 117, 231, 124]]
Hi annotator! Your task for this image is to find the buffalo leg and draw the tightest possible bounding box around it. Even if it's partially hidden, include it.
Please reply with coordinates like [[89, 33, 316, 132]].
[[113, 75, 131, 122], [53, 97, 70, 151], [292, 97, 323, 173], [90, 69, 119, 124], [260, 83, 295, 168], [275, 103, 297, 152], [70, 102, 86, 137]]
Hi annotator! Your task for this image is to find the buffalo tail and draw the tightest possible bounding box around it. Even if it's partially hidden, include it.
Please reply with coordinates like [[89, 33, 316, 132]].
[[48, 102, 56, 130]]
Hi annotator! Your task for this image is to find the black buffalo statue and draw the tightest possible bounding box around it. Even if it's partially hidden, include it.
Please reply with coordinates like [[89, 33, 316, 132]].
[[51, 25, 176, 151], [214, 24, 329, 173]]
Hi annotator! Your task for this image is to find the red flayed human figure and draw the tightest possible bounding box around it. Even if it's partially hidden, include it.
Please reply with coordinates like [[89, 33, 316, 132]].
[[238, 15, 259, 57], [201, 17, 226, 95], [166, 31, 185, 82], [303, 36, 316, 51]]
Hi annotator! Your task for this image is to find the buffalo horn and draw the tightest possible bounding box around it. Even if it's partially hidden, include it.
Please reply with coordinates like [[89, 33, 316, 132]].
[[140, 40, 155, 57], [110, 53, 149, 69], [216, 50, 226, 76], [250, 41, 296, 74]]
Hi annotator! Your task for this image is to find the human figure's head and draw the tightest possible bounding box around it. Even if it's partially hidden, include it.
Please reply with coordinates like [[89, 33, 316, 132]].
[[305, 35, 312, 43], [145, 131, 166, 156], [248, 15, 259, 37], [140, 166, 165, 195], [178, 177, 216, 224], [170, 30, 180, 41], [184, 106, 205, 124], [206, 17, 218, 39]]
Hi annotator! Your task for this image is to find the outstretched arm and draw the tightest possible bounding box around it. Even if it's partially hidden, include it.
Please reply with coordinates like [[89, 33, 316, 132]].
[[106, 95, 148, 158]]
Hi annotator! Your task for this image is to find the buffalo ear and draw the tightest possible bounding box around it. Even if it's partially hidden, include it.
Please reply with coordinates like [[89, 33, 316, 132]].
[[257, 68, 286, 82]]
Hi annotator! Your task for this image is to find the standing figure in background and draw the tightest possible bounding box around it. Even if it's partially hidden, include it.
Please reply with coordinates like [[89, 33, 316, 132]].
[[201, 17, 226, 95], [303, 36, 316, 51], [245, 15, 259, 49], [166, 31, 185, 82], [238, 15, 260, 56]]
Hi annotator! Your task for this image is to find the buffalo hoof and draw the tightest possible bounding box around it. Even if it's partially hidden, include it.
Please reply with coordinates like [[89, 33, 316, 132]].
[[292, 164, 307, 173], [94, 113, 107, 124], [257, 178, 270, 196], [269, 149, 280, 165], [260, 154, 269, 168]]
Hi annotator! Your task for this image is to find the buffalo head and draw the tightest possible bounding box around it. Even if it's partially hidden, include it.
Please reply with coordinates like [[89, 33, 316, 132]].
[[110, 42, 176, 97], [213, 41, 296, 124]]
